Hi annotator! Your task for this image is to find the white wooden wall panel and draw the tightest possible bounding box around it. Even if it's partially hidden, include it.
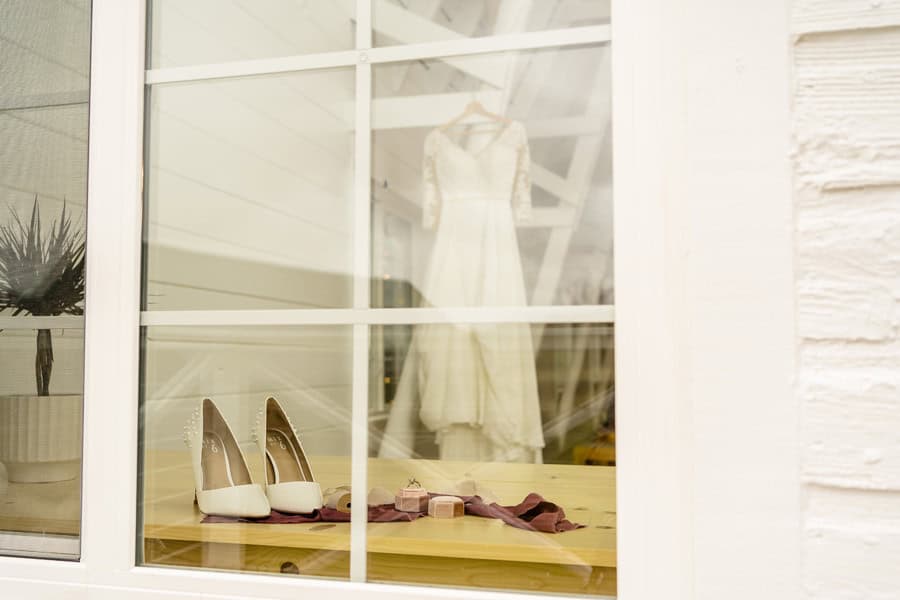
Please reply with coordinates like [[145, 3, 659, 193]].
[[0, 108, 89, 215], [150, 91, 351, 208], [149, 0, 353, 68], [793, 3, 900, 598], [147, 166, 350, 269], [0, 0, 90, 218], [0, 1, 90, 101], [806, 486, 900, 598], [798, 188, 900, 341], [142, 327, 352, 455], [793, 0, 900, 34]]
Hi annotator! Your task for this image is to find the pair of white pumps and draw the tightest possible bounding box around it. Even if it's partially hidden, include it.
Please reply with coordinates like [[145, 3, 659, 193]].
[[184, 397, 323, 518]]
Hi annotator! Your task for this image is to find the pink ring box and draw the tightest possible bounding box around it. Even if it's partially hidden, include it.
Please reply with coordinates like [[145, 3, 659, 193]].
[[428, 495, 464, 519], [394, 486, 429, 512]]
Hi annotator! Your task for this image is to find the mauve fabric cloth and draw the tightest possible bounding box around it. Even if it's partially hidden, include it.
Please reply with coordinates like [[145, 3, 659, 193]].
[[202, 492, 583, 533]]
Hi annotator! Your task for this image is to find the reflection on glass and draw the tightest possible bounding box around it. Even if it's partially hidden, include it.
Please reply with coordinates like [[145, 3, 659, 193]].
[[0, 0, 90, 560], [372, 45, 612, 308], [373, 0, 610, 47], [143, 68, 355, 310], [148, 0, 356, 68], [0, 329, 85, 559], [138, 326, 352, 578], [369, 322, 615, 595]]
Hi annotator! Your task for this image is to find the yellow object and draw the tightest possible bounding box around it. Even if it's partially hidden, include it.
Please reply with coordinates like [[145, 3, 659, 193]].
[[573, 432, 616, 466]]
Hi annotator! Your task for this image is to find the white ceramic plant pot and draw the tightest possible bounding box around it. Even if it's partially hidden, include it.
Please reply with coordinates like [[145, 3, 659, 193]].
[[0, 395, 83, 482]]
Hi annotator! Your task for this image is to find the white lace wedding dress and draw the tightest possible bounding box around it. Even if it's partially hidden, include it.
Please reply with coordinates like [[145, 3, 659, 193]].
[[379, 120, 545, 463]]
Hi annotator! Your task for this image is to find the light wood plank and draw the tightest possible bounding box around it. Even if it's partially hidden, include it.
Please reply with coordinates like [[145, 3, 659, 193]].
[[141, 451, 616, 567]]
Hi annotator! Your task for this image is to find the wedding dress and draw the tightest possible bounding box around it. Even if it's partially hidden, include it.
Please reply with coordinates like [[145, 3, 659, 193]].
[[379, 120, 545, 463]]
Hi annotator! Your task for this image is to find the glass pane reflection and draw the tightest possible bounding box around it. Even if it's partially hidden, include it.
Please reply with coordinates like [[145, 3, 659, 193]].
[[143, 68, 355, 311], [148, 0, 356, 68], [372, 45, 612, 309], [374, 0, 610, 47], [369, 322, 615, 595], [138, 326, 352, 579], [0, 0, 90, 561]]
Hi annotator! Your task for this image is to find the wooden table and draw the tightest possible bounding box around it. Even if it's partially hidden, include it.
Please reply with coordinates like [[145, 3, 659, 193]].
[[142, 451, 616, 595]]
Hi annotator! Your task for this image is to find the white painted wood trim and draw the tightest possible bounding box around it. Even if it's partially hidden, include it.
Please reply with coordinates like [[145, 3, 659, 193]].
[[611, 0, 694, 598], [145, 25, 609, 85], [139, 306, 615, 327], [78, 0, 146, 582], [0, 533, 80, 560]]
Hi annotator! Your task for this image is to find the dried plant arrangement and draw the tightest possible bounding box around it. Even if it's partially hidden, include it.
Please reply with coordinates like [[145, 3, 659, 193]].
[[0, 196, 85, 396]]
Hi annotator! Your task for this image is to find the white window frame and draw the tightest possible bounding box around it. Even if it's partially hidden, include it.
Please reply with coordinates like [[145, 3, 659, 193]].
[[0, 1, 801, 599]]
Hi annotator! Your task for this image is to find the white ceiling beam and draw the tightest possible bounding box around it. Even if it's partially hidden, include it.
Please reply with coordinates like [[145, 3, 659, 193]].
[[372, 0, 506, 87], [520, 207, 579, 229], [530, 46, 611, 307], [493, 0, 536, 34], [379, 0, 444, 91], [532, 164, 576, 204]]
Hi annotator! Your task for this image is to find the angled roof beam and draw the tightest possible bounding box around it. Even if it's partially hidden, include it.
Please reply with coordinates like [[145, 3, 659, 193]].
[[372, 0, 506, 87]]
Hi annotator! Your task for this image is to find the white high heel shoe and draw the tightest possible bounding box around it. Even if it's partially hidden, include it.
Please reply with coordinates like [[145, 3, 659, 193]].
[[253, 396, 323, 514], [184, 398, 270, 518]]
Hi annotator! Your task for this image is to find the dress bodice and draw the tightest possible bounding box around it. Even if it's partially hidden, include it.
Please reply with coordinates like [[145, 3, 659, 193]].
[[421, 120, 532, 230]]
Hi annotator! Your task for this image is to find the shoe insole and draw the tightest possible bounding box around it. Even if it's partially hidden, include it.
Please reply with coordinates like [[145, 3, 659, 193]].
[[265, 428, 308, 484], [201, 432, 235, 490]]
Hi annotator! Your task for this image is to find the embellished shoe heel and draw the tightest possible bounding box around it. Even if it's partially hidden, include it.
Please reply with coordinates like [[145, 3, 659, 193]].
[[253, 396, 323, 514], [184, 398, 270, 518]]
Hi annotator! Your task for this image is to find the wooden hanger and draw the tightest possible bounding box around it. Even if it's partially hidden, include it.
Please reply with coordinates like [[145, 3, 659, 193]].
[[439, 100, 511, 132]]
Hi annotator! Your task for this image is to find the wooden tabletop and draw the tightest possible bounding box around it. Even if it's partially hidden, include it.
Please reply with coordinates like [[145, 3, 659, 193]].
[[142, 451, 616, 568]]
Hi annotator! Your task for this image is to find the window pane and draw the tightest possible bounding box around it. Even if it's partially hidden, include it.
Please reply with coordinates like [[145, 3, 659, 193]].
[[371, 44, 612, 308], [0, 0, 90, 561], [143, 68, 355, 310], [370, 322, 615, 595], [148, 0, 356, 69], [138, 325, 352, 579], [373, 0, 609, 47]]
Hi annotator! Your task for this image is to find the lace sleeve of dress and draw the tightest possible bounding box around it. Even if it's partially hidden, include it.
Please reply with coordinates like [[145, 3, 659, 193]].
[[422, 131, 440, 230], [513, 123, 533, 224]]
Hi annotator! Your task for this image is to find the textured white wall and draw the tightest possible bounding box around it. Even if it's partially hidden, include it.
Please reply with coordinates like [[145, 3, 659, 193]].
[[793, 1, 900, 597]]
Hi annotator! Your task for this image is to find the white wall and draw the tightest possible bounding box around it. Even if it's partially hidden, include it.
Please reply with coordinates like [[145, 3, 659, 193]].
[[142, 326, 352, 457], [793, 0, 900, 597], [0, 0, 89, 219]]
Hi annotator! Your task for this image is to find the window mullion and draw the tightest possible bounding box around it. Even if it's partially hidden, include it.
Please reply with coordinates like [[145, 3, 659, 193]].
[[349, 0, 373, 584], [80, 0, 147, 582]]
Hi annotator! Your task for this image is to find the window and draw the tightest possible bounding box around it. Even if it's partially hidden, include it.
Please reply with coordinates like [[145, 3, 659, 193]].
[[0, 0, 91, 561], [137, 1, 614, 596]]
